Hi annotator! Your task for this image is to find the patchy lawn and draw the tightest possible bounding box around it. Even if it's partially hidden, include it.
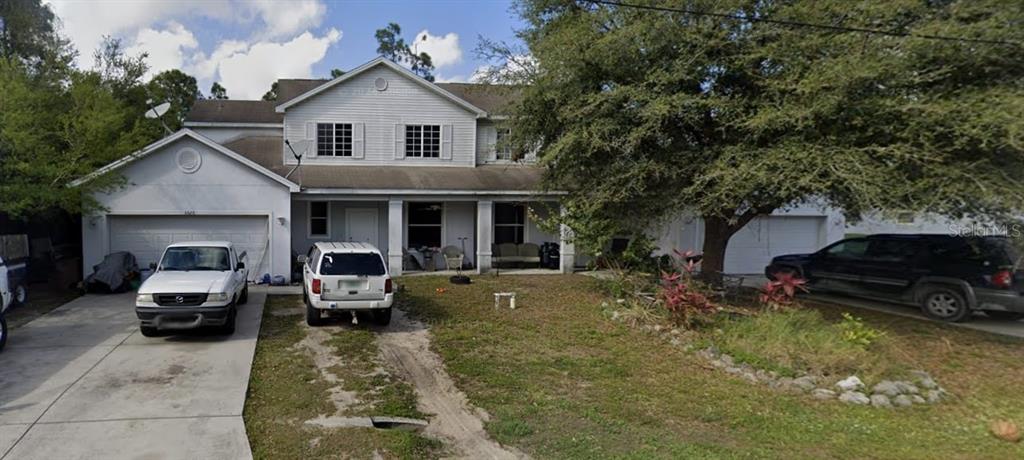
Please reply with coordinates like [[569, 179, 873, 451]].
[[244, 295, 441, 459], [399, 274, 1024, 459]]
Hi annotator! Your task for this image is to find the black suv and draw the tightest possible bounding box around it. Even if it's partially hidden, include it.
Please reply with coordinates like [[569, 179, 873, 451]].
[[766, 234, 1023, 322]]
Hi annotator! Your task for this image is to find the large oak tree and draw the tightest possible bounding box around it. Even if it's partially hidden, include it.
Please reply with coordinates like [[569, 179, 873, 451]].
[[487, 0, 1024, 277]]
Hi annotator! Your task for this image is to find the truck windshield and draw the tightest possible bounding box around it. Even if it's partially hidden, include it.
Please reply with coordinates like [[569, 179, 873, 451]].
[[160, 247, 231, 271], [319, 253, 385, 276]]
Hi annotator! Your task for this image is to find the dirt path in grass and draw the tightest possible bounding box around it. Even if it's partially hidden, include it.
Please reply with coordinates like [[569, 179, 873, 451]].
[[378, 308, 527, 460]]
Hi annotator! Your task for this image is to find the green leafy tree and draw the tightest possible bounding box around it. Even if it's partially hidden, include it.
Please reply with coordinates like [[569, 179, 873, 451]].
[[375, 22, 435, 81], [147, 69, 199, 130], [0, 0, 72, 76], [261, 81, 278, 101], [210, 82, 228, 99], [487, 0, 1024, 278], [330, 68, 345, 78]]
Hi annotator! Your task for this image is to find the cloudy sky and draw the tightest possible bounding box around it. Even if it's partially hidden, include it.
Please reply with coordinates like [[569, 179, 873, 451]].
[[44, 0, 524, 99]]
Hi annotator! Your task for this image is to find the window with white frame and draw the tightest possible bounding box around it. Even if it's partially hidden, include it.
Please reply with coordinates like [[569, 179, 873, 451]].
[[407, 202, 443, 249], [495, 127, 512, 160], [316, 123, 353, 157], [309, 202, 329, 237], [405, 125, 441, 158], [494, 203, 525, 244]]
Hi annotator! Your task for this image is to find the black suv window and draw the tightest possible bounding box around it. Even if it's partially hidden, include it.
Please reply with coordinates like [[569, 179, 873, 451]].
[[825, 239, 869, 260], [319, 253, 385, 276], [932, 237, 1019, 267], [865, 239, 919, 263]]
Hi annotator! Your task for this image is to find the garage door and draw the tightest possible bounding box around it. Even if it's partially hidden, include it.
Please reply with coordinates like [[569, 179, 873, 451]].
[[724, 216, 825, 274], [108, 215, 269, 277]]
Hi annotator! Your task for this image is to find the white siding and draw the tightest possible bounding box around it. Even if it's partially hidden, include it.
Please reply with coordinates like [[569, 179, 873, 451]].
[[82, 137, 292, 279], [283, 66, 478, 167]]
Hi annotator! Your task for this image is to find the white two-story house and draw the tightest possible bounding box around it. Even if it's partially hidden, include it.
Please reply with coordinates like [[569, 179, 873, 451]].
[[78, 57, 844, 280]]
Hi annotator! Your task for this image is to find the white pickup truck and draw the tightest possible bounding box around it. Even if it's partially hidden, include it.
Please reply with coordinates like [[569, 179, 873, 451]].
[[300, 242, 394, 326], [135, 241, 248, 336], [0, 255, 27, 351]]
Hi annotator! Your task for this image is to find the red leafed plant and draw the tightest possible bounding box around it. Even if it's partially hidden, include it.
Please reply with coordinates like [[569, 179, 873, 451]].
[[759, 272, 809, 310], [659, 249, 716, 327]]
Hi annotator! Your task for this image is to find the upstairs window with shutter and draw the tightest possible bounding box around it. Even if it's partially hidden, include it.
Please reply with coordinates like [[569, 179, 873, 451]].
[[316, 123, 354, 157], [405, 124, 441, 158]]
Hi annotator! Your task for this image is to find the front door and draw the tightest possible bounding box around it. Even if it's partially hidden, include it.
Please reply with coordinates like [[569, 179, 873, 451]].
[[345, 208, 379, 245]]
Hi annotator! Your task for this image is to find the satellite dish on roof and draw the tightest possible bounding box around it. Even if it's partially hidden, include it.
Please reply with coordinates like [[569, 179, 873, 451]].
[[145, 102, 171, 119]]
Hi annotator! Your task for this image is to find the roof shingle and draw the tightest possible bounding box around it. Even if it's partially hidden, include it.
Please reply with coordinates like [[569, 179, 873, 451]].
[[185, 100, 282, 124]]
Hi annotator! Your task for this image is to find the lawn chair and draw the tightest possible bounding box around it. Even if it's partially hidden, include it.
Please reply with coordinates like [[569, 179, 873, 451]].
[[441, 245, 464, 270]]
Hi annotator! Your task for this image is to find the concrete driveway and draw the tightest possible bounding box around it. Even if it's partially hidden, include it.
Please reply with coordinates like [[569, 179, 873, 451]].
[[0, 288, 264, 460]]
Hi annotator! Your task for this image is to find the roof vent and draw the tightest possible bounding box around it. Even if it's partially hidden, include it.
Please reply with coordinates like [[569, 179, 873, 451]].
[[374, 77, 388, 91], [176, 148, 202, 174]]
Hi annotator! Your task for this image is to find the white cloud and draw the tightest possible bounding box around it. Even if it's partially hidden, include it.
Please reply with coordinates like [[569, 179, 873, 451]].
[[204, 29, 342, 99], [127, 22, 199, 79], [248, 0, 326, 38], [413, 30, 462, 69]]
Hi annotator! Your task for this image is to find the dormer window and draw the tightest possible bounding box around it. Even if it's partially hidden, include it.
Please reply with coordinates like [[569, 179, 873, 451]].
[[317, 123, 353, 157], [405, 125, 441, 158]]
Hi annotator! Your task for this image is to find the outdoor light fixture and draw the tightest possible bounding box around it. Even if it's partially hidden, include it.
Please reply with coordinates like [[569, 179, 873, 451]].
[[277, 217, 287, 226]]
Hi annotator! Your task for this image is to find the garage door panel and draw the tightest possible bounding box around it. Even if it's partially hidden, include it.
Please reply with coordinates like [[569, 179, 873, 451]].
[[724, 216, 824, 274], [108, 216, 268, 277]]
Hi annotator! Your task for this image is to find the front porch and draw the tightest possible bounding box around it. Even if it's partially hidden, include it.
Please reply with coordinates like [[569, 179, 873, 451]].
[[291, 196, 575, 276]]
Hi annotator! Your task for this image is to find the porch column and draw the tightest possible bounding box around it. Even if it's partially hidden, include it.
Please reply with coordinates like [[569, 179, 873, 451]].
[[388, 199, 404, 276], [559, 205, 576, 273], [476, 200, 493, 273]]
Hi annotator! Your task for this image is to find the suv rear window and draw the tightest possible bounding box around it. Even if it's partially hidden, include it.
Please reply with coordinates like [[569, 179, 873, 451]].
[[929, 237, 1019, 267], [319, 253, 386, 276]]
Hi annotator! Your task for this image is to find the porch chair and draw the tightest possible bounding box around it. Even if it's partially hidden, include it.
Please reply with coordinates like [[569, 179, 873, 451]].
[[441, 245, 464, 270]]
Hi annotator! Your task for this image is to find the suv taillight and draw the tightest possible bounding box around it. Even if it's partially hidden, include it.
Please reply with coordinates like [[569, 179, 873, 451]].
[[992, 270, 1013, 289], [311, 278, 322, 294], [384, 278, 393, 294]]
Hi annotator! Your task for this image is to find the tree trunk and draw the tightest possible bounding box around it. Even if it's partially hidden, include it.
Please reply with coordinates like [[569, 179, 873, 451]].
[[700, 216, 733, 286]]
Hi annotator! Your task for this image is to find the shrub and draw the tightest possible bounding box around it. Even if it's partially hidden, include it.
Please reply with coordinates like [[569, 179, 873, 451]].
[[836, 312, 885, 348], [759, 272, 809, 310], [658, 249, 717, 327]]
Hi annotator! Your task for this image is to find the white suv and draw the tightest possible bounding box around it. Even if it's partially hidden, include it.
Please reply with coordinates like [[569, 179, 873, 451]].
[[300, 242, 394, 326], [135, 241, 249, 336]]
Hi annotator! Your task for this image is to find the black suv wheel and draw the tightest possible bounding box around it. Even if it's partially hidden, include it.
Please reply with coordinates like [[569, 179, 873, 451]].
[[306, 298, 324, 326], [0, 313, 7, 351], [920, 287, 971, 322]]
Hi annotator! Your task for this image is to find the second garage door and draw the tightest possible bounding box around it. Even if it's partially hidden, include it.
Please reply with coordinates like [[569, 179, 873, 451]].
[[108, 215, 269, 278], [724, 216, 825, 274]]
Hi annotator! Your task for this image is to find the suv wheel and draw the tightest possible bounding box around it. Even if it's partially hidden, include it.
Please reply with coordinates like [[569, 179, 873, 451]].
[[0, 313, 8, 351], [372, 307, 392, 326], [13, 284, 27, 307], [139, 325, 159, 337], [920, 288, 971, 322], [985, 311, 1024, 321], [238, 286, 248, 305], [220, 305, 237, 335], [306, 298, 324, 326]]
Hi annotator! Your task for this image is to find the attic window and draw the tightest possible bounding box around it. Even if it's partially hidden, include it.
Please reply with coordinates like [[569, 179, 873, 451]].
[[317, 123, 353, 157]]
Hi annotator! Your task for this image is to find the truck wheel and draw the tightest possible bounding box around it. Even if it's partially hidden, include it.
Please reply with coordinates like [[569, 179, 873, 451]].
[[220, 306, 237, 335], [985, 311, 1024, 321], [1, 314, 7, 351], [373, 307, 392, 326], [920, 287, 971, 322], [12, 285, 27, 307], [140, 325, 159, 337], [238, 286, 248, 305], [306, 299, 324, 326]]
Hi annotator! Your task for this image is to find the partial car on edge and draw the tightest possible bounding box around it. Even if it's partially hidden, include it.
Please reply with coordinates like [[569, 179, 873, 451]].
[[135, 241, 249, 336], [300, 242, 394, 326], [766, 234, 1024, 322]]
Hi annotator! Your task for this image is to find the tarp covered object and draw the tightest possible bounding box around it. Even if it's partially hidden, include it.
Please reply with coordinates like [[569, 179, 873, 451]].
[[85, 252, 139, 293]]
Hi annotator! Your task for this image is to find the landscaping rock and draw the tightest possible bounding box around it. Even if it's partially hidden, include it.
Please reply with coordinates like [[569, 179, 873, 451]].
[[710, 359, 727, 368], [697, 348, 717, 360], [792, 376, 817, 391], [742, 372, 759, 384], [925, 389, 944, 404], [835, 376, 864, 392], [725, 366, 743, 375], [911, 395, 926, 405], [918, 377, 939, 390], [872, 380, 901, 397], [720, 354, 735, 366], [771, 377, 793, 390], [669, 337, 681, 346], [893, 395, 914, 407], [811, 389, 836, 400], [870, 394, 893, 408], [839, 391, 870, 405], [894, 381, 920, 394]]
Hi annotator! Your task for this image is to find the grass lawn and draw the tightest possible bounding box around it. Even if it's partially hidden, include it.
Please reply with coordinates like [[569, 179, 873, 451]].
[[398, 274, 1024, 459], [244, 295, 441, 459]]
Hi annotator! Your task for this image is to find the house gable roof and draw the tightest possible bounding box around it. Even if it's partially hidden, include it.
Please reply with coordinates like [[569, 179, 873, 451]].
[[274, 57, 488, 117], [69, 129, 299, 192], [184, 100, 283, 125]]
